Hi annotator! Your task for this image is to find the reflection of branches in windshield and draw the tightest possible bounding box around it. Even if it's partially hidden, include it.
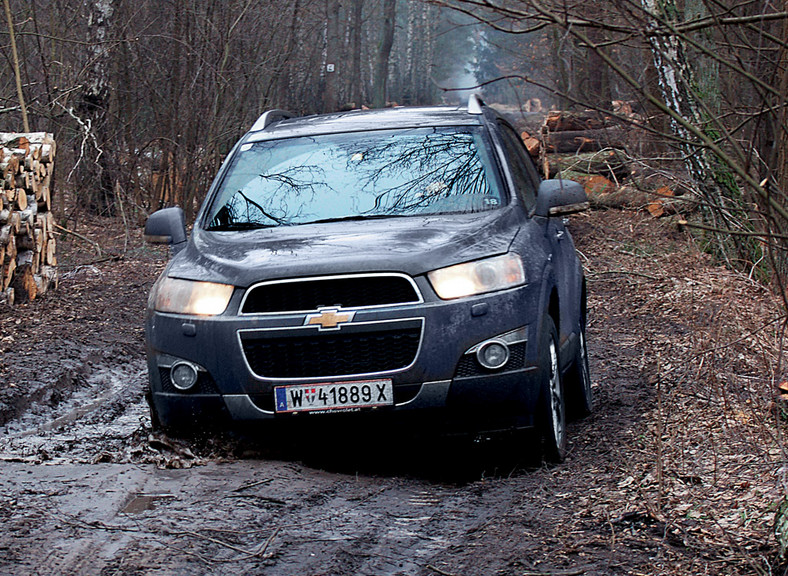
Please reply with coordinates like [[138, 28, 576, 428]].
[[208, 129, 497, 228], [212, 165, 325, 227], [238, 191, 287, 224], [351, 132, 491, 215]]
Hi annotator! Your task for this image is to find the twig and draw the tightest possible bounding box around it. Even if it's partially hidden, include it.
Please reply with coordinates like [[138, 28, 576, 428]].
[[183, 530, 259, 557], [232, 478, 274, 492], [54, 223, 102, 256], [249, 527, 279, 559], [426, 565, 457, 576], [83, 254, 123, 266], [521, 570, 587, 576]]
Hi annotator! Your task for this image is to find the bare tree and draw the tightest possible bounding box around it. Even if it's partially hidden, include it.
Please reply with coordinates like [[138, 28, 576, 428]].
[[437, 0, 788, 295]]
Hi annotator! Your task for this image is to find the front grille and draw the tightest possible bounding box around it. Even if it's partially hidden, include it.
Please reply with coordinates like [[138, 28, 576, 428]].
[[241, 324, 422, 379], [242, 275, 420, 314], [454, 342, 527, 378]]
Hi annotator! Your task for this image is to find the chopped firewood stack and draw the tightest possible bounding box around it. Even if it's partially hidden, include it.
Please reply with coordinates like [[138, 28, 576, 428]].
[[0, 133, 58, 305]]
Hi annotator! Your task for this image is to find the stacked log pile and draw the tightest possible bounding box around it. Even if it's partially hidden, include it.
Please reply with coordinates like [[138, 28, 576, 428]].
[[520, 110, 630, 177], [0, 133, 58, 305], [521, 109, 681, 215]]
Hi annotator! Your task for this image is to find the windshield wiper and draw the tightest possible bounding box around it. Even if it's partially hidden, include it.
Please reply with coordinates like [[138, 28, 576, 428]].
[[207, 222, 278, 231], [305, 214, 393, 225]]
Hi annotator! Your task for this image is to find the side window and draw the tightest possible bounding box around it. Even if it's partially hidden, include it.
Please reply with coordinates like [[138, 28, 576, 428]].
[[497, 122, 539, 212]]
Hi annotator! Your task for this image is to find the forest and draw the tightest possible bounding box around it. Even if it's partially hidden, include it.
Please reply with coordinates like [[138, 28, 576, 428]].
[[1, 0, 786, 303], [0, 0, 788, 290]]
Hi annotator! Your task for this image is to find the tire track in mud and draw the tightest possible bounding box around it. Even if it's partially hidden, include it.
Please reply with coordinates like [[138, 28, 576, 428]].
[[1, 453, 534, 576], [0, 359, 149, 463]]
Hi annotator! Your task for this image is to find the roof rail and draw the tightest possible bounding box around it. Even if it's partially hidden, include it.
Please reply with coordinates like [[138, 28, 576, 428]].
[[250, 109, 296, 132], [467, 94, 485, 115]]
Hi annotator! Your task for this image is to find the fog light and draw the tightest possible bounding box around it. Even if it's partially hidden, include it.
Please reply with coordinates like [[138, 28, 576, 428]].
[[171, 362, 199, 391], [477, 340, 510, 370]]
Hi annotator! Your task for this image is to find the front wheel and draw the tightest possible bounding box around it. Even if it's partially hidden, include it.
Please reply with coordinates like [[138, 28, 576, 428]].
[[537, 316, 567, 463]]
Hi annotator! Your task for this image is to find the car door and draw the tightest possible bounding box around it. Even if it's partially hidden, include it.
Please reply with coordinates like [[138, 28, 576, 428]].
[[495, 120, 580, 349]]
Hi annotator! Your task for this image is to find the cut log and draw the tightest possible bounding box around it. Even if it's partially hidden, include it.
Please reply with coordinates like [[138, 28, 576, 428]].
[[2, 156, 18, 178], [543, 127, 627, 153], [2, 254, 16, 290], [39, 143, 54, 163], [0, 133, 55, 147], [576, 174, 617, 198], [11, 262, 36, 303], [37, 185, 50, 211], [546, 150, 630, 180], [37, 265, 58, 293], [45, 236, 57, 266], [544, 110, 610, 132], [16, 233, 36, 252], [9, 211, 21, 234], [15, 188, 27, 210], [646, 186, 677, 218], [520, 131, 542, 157], [1, 287, 14, 306], [3, 231, 15, 259]]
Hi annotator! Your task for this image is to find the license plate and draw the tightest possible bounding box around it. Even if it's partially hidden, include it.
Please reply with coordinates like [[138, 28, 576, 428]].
[[274, 379, 393, 413]]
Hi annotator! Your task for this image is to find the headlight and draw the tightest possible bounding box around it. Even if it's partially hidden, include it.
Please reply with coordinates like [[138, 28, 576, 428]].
[[428, 253, 526, 300], [152, 277, 234, 315]]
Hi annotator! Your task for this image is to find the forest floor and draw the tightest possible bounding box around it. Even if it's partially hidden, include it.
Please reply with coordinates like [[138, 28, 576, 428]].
[[0, 208, 786, 576]]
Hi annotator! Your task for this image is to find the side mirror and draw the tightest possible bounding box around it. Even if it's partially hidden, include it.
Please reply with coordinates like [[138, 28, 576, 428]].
[[145, 207, 187, 253], [535, 180, 589, 217]]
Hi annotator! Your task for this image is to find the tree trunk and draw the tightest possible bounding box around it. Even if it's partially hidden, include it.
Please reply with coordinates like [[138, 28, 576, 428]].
[[642, 0, 747, 264], [372, 0, 396, 108], [78, 0, 115, 215], [323, 0, 342, 112], [348, 0, 363, 107], [775, 0, 788, 196], [3, 0, 29, 132]]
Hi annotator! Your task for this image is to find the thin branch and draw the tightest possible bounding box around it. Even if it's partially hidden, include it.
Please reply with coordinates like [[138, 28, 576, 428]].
[[54, 223, 103, 256]]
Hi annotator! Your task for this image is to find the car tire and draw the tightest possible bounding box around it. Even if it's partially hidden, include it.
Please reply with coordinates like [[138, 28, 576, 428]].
[[146, 389, 165, 432], [565, 322, 593, 419], [537, 316, 567, 463]]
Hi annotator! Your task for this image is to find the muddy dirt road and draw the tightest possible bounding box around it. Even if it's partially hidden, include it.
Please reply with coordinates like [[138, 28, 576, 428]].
[[0, 210, 784, 575]]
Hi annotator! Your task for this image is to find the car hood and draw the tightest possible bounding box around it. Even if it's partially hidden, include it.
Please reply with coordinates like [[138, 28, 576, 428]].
[[166, 208, 521, 286]]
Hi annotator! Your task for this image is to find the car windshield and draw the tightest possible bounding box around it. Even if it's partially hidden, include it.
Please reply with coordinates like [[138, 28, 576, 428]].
[[205, 126, 504, 230]]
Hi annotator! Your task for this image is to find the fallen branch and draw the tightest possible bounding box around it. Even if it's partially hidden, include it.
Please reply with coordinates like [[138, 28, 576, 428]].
[[54, 223, 102, 256]]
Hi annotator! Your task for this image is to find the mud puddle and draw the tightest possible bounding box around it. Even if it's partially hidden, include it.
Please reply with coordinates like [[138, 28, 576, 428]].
[[0, 360, 150, 465]]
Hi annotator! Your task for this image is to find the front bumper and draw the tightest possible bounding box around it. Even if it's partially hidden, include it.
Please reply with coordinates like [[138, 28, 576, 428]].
[[146, 278, 545, 434]]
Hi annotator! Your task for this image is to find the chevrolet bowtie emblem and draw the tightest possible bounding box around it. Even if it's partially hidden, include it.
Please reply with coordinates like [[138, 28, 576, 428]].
[[304, 308, 356, 330]]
